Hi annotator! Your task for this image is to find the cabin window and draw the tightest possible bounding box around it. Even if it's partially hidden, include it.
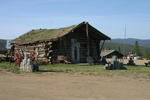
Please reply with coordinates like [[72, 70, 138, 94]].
[[74, 46, 77, 60], [71, 39, 77, 43]]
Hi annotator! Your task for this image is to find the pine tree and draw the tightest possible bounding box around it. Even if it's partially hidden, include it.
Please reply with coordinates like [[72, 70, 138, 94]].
[[118, 46, 121, 52], [144, 50, 150, 59], [108, 47, 111, 50], [132, 41, 142, 56]]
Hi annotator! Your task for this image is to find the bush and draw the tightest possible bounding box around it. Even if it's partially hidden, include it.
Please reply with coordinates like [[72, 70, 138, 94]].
[[36, 60, 48, 65]]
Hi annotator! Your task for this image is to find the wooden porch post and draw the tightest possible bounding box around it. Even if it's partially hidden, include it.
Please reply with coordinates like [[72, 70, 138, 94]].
[[99, 40, 105, 55]]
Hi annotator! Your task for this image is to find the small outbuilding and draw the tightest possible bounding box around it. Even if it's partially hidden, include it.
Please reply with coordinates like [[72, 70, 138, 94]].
[[10, 22, 111, 64], [101, 50, 124, 58]]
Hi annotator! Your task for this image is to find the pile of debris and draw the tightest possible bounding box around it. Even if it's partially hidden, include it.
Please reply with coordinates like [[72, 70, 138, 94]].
[[104, 55, 127, 70]]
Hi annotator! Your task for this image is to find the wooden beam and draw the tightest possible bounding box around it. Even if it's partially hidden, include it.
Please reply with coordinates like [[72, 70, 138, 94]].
[[86, 22, 90, 56], [99, 40, 105, 55]]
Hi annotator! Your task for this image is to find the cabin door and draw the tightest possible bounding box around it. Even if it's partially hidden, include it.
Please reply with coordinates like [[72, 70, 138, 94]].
[[71, 42, 80, 63]]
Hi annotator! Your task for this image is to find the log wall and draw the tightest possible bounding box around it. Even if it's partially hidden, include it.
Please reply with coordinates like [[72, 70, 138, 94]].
[[13, 31, 101, 64]]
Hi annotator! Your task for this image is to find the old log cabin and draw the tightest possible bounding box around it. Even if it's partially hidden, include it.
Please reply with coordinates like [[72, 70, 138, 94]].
[[10, 22, 111, 64]]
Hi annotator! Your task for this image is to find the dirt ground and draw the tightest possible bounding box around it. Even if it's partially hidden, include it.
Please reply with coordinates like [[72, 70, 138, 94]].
[[0, 69, 150, 100]]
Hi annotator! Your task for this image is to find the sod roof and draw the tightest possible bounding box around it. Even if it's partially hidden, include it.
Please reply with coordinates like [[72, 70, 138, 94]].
[[10, 24, 78, 44], [10, 22, 111, 45]]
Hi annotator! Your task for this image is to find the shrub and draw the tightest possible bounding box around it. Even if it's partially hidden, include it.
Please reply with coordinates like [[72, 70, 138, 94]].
[[36, 60, 48, 65]]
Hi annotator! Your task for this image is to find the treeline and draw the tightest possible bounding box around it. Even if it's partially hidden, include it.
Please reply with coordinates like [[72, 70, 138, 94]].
[[102, 41, 150, 58]]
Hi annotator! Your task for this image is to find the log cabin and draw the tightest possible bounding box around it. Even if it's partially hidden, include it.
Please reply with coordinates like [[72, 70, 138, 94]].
[[10, 22, 111, 64]]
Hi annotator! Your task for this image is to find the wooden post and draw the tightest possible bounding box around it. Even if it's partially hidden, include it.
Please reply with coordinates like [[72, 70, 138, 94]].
[[99, 40, 105, 55], [86, 22, 90, 56], [96, 40, 101, 61]]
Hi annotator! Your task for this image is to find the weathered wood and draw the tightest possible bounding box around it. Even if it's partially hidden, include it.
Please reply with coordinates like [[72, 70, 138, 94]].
[[12, 29, 104, 64], [86, 22, 90, 57]]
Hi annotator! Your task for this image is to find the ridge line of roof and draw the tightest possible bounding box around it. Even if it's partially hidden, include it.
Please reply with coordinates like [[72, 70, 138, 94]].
[[10, 21, 111, 45]]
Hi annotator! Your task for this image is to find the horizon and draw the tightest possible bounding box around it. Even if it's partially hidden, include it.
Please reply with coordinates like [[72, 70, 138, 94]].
[[0, 0, 150, 39]]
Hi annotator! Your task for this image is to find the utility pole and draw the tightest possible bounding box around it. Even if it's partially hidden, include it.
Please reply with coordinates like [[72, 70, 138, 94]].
[[124, 24, 126, 55]]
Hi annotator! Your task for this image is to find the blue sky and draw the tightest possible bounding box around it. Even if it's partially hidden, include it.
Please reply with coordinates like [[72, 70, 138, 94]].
[[0, 0, 150, 39]]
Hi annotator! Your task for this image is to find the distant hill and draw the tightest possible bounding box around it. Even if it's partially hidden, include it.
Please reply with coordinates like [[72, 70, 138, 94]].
[[107, 38, 150, 48], [1, 38, 150, 55]]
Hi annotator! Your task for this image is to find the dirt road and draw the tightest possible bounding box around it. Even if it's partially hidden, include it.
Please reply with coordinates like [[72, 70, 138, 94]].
[[0, 72, 150, 100]]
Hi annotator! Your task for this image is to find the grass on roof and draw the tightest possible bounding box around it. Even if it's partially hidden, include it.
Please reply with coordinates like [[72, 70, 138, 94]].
[[13, 25, 77, 43]]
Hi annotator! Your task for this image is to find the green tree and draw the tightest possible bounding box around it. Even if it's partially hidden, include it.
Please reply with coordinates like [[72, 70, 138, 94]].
[[118, 46, 121, 53], [132, 41, 142, 56], [144, 50, 150, 59]]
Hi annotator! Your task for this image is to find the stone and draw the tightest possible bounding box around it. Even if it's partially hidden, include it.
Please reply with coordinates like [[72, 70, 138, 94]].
[[20, 54, 39, 72], [104, 55, 127, 70], [86, 56, 93, 65]]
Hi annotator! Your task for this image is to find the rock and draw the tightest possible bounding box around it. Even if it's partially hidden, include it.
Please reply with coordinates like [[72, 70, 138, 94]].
[[20, 54, 39, 72]]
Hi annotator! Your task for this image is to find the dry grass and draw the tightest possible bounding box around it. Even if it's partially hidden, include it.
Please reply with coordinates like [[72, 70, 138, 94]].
[[10, 25, 77, 44], [1, 61, 150, 79]]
